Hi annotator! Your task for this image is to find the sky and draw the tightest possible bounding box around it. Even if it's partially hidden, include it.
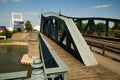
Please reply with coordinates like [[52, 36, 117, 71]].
[[0, 0, 120, 28]]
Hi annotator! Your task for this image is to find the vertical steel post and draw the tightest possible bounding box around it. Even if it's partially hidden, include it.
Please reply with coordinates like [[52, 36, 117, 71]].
[[40, 15, 44, 32], [90, 42, 92, 50], [92, 20, 102, 36], [55, 20, 58, 42], [105, 20, 109, 37], [79, 20, 82, 33], [63, 73, 67, 80], [50, 19, 53, 38], [84, 19, 90, 34], [30, 58, 44, 80], [66, 33, 71, 50]]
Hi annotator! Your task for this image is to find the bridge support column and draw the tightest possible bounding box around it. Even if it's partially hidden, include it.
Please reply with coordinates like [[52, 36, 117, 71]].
[[79, 20, 82, 33], [105, 20, 109, 37], [89, 19, 93, 35], [30, 58, 44, 80], [55, 20, 58, 42], [66, 33, 71, 50], [92, 20, 101, 36], [84, 19, 101, 36], [49, 19, 53, 38], [63, 73, 67, 80], [84, 19, 92, 35], [40, 15, 44, 32], [57, 21, 60, 31]]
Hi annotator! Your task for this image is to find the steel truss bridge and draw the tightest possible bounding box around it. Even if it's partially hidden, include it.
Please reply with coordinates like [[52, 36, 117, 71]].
[[61, 13, 120, 37], [0, 11, 120, 80], [39, 11, 120, 80]]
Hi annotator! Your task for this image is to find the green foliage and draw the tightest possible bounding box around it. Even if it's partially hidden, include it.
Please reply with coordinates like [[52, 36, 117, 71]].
[[112, 22, 120, 30], [17, 28, 22, 32], [109, 22, 120, 38], [76, 22, 87, 32], [96, 23, 105, 32], [76, 21, 81, 29], [0, 29, 12, 38], [25, 20, 33, 31], [109, 30, 120, 38], [89, 24, 95, 32]]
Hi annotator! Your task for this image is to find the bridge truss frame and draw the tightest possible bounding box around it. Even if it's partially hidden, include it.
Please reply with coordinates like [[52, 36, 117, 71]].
[[40, 11, 98, 67]]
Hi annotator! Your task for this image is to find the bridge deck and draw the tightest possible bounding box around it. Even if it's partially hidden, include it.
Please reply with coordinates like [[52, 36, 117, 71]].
[[41, 33, 120, 80]]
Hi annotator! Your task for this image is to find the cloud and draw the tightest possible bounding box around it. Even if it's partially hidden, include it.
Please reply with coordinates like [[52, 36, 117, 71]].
[[25, 12, 39, 15], [0, 0, 21, 3], [93, 4, 111, 9], [12, 0, 21, 2], [0, 0, 8, 3]]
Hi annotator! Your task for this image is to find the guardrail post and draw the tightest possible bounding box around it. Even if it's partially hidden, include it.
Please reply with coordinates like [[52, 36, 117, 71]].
[[105, 20, 109, 37], [30, 58, 44, 80], [90, 42, 92, 50], [63, 73, 67, 80], [48, 74, 58, 80], [102, 45, 105, 55], [66, 34, 71, 50]]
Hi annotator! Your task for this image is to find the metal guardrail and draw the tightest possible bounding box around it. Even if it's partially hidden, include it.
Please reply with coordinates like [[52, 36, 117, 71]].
[[83, 35, 120, 42], [84, 36, 120, 54], [0, 71, 27, 80], [39, 33, 69, 80]]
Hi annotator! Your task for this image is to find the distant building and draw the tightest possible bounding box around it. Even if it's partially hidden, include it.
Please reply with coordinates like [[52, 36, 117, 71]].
[[0, 26, 6, 33], [10, 13, 24, 31]]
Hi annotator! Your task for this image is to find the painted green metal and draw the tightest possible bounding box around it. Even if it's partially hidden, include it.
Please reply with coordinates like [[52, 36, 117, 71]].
[[40, 11, 98, 66], [105, 20, 109, 37], [79, 20, 82, 32], [61, 14, 120, 37], [0, 71, 27, 80], [39, 33, 69, 80], [84, 19, 101, 36], [54, 20, 58, 43], [30, 58, 44, 80]]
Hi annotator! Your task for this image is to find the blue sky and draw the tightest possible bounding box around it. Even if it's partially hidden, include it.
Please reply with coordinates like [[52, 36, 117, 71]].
[[0, 0, 120, 27]]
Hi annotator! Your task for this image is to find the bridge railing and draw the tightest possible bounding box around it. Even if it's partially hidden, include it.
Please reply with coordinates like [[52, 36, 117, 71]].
[[41, 11, 60, 17], [39, 33, 69, 80], [60, 14, 120, 37]]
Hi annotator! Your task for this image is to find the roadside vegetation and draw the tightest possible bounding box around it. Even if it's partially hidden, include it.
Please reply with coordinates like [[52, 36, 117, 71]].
[[0, 20, 34, 40], [25, 20, 33, 32], [0, 28, 13, 39], [76, 22, 120, 38]]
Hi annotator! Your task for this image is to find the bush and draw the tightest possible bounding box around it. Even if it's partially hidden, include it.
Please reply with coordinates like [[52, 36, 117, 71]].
[[109, 30, 120, 38], [17, 28, 22, 32], [0, 29, 12, 39], [114, 30, 120, 38]]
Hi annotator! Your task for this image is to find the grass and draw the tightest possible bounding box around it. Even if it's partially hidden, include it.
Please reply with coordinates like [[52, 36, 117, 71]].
[[0, 40, 12, 43]]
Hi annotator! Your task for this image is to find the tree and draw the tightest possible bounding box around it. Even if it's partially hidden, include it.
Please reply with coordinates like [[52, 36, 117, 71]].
[[17, 28, 22, 32], [112, 22, 120, 30], [96, 23, 105, 32], [0, 29, 12, 38], [76, 21, 81, 29], [25, 20, 33, 31], [76, 22, 87, 32]]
